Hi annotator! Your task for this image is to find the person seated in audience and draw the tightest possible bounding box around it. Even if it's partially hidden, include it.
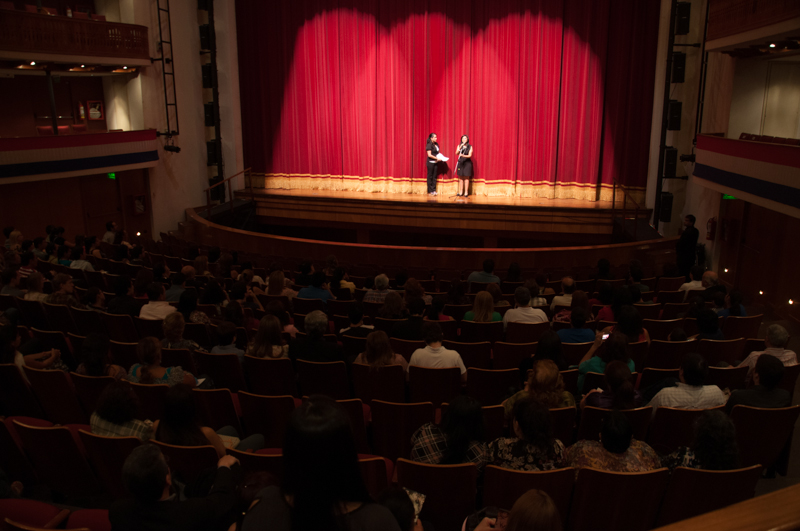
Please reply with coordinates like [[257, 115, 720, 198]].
[[161, 312, 206, 352], [181, 265, 197, 286], [505, 262, 522, 283], [593, 258, 612, 281], [129, 337, 197, 387], [647, 353, 726, 414], [468, 258, 501, 285], [91, 381, 153, 441], [550, 277, 575, 312], [403, 277, 432, 306], [742, 325, 797, 380], [211, 321, 245, 363], [592, 282, 613, 319], [577, 332, 635, 393], [176, 289, 211, 325], [82, 286, 106, 312], [661, 410, 739, 471], [605, 286, 634, 323], [155, 384, 264, 458], [580, 360, 642, 410], [164, 273, 186, 302], [394, 269, 409, 290], [266, 300, 298, 338], [85, 236, 103, 259], [292, 260, 313, 286], [464, 290, 502, 322], [22, 272, 48, 302], [378, 290, 408, 319], [0, 324, 63, 376], [475, 489, 562, 531], [628, 265, 651, 294], [32, 237, 48, 261], [489, 398, 566, 472], [339, 302, 374, 337], [553, 290, 594, 324], [729, 352, 791, 410], [113, 244, 130, 264], [682, 295, 706, 320], [376, 487, 433, 531], [425, 296, 453, 321], [691, 309, 725, 340], [1, 268, 24, 297], [230, 281, 264, 313], [107, 275, 140, 318], [76, 333, 126, 379], [247, 315, 289, 359], [409, 322, 467, 382], [17, 252, 37, 280], [556, 307, 595, 344], [68, 246, 95, 271], [702, 270, 727, 301], [711, 291, 726, 314], [225, 300, 259, 331], [504, 359, 575, 418], [363, 273, 391, 304], [322, 254, 338, 277], [718, 289, 747, 317], [2, 228, 17, 250], [565, 410, 660, 473], [102, 221, 118, 244], [679, 265, 705, 300], [446, 278, 471, 305], [114, 230, 134, 250], [193, 255, 211, 276], [667, 327, 689, 342], [411, 395, 488, 471], [297, 271, 336, 306], [110, 444, 241, 531], [613, 305, 650, 344], [241, 396, 401, 531], [46, 273, 82, 307], [519, 331, 569, 382], [56, 244, 72, 267], [331, 266, 357, 295], [238, 262, 265, 286], [290, 310, 345, 363], [200, 278, 229, 313], [139, 282, 177, 320], [391, 297, 426, 340], [354, 330, 409, 372], [267, 269, 298, 301], [487, 282, 509, 308]]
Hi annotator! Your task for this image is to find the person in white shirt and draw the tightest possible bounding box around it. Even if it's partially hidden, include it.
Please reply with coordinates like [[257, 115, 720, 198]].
[[69, 247, 95, 271], [550, 277, 575, 312], [739, 324, 797, 384], [647, 353, 727, 416], [678, 265, 704, 300], [102, 221, 118, 244], [139, 282, 177, 320], [503, 287, 548, 330], [409, 322, 467, 382]]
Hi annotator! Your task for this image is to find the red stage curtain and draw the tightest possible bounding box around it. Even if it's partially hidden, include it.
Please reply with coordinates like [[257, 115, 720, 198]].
[[235, 0, 658, 202]]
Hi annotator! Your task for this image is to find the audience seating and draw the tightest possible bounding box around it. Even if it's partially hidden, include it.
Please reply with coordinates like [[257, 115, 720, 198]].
[[65, 509, 111, 531], [549, 407, 577, 446], [443, 340, 491, 369], [695, 338, 747, 366], [633, 303, 661, 320], [17, 300, 50, 331], [466, 368, 519, 406], [102, 313, 139, 343], [706, 366, 748, 391], [244, 356, 297, 397], [43, 303, 79, 335], [506, 321, 551, 343], [297, 360, 350, 399], [638, 368, 679, 391], [350, 363, 405, 404], [460, 320, 503, 343], [577, 406, 652, 442], [237, 392, 295, 446], [193, 352, 246, 392], [643, 319, 684, 342], [161, 348, 197, 375], [0, 500, 69, 530], [492, 341, 535, 370], [730, 405, 800, 470], [396, 459, 478, 531], [337, 398, 371, 453], [408, 366, 461, 408], [227, 448, 284, 479], [30, 328, 76, 368], [192, 388, 242, 435], [128, 382, 169, 420], [390, 338, 425, 362], [722, 315, 763, 340], [443, 304, 471, 322], [661, 303, 689, 320], [0, 419, 40, 489], [560, 369, 579, 397], [150, 440, 218, 484], [77, 431, 140, 500], [109, 341, 139, 369], [647, 406, 724, 455], [561, 341, 593, 367], [371, 400, 434, 462], [644, 340, 692, 369], [627, 341, 648, 372], [183, 322, 212, 348], [133, 317, 164, 340], [292, 298, 324, 314], [0, 364, 44, 419], [340, 334, 367, 359], [483, 466, 575, 524], [23, 367, 88, 425], [358, 456, 392, 499], [435, 319, 459, 340], [779, 364, 800, 396]]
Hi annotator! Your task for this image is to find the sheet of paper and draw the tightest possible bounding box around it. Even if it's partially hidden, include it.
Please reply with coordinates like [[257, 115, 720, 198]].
[[436, 153, 449, 162], [196, 378, 206, 386]]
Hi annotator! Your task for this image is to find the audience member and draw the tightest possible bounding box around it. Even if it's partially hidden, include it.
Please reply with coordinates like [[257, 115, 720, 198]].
[[391, 297, 426, 340], [91, 381, 153, 441], [426, 296, 453, 321], [177, 289, 211, 325], [553, 290, 593, 323], [523, 279, 549, 307], [556, 307, 594, 344], [376, 487, 430, 531], [468, 259, 501, 285], [46, 273, 82, 307], [211, 321, 245, 363], [128, 337, 197, 387], [1, 269, 23, 297], [363, 273, 391, 304], [0, 324, 62, 375], [519, 331, 568, 381], [577, 332, 634, 393], [550, 277, 575, 312], [32, 237, 48, 261], [102, 221, 118, 244], [446, 278, 471, 305], [17, 252, 36, 279], [661, 410, 739, 471], [247, 315, 289, 359], [504, 359, 575, 418], [161, 312, 205, 352], [581, 360, 641, 410], [69, 246, 95, 271], [476, 489, 562, 531], [668, 327, 689, 342], [83, 286, 106, 312], [593, 282, 614, 321], [22, 272, 47, 302], [193, 255, 211, 276], [268, 270, 297, 301], [378, 291, 407, 319], [628, 265, 651, 294], [702, 270, 727, 301], [489, 398, 566, 472], [486, 282, 509, 308], [728, 353, 791, 411], [107, 275, 140, 317], [76, 333, 126, 379], [718, 289, 746, 317], [503, 287, 547, 330], [200, 278, 229, 311], [409, 322, 467, 382], [647, 353, 726, 414], [679, 265, 704, 300], [353, 330, 409, 372], [133, 269, 155, 299], [403, 277, 431, 305], [265, 300, 298, 338], [339, 302, 374, 337], [164, 273, 186, 302], [683, 295, 706, 320], [614, 305, 650, 344], [692, 309, 725, 340], [411, 395, 487, 471], [140, 283, 177, 320], [289, 310, 345, 363], [297, 271, 336, 306], [294, 261, 314, 286]]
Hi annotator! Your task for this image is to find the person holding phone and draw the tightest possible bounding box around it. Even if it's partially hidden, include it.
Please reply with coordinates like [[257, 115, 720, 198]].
[[576, 331, 635, 393]]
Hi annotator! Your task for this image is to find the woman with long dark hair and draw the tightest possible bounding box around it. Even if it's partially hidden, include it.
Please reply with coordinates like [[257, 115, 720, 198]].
[[455, 134, 473, 198], [661, 410, 739, 470], [425, 133, 440, 196], [580, 360, 641, 410], [411, 395, 487, 470], [246, 315, 288, 359], [488, 397, 566, 472], [76, 333, 127, 379], [241, 396, 401, 531], [353, 331, 408, 372], [577, 331, 635, 393]]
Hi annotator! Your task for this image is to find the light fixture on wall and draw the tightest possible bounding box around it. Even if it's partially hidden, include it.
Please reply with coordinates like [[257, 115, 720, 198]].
[[30, 61, 35, 66], [759, 291, 764, 295], [769, 43, 776, 48]]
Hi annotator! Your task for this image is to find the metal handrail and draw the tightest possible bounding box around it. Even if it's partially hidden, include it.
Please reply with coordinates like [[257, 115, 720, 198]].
[[611, 178, 645, 241], [203, 167, 253, 218]]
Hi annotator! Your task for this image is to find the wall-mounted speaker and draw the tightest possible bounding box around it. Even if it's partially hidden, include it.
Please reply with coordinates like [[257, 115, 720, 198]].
[[667, 100, 682, 130], [675, 2, 691, 35], [202, 64, 212, 89], [672, 52, 686, 83], [204, 103, 215, 127], [660, 192, 674, 223], [207, 140, 218, 166], [664, 147, 678, 178], [200, 24, 211, 51]]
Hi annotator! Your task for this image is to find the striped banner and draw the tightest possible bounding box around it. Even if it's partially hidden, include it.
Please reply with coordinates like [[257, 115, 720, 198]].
[[0, 129, 159, 183], [694, 134, 800, 219]]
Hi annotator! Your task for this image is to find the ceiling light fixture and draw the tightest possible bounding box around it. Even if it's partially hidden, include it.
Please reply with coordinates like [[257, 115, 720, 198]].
[[30, 61, 35, 66], [769, 43, 776, 48], [123, 66, 128, 70], [759, 290, 764, 295], [81, 64, 85, 68]]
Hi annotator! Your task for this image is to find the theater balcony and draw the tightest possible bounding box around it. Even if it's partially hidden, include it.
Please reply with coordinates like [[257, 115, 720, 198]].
[[0, 7, 150, 66]]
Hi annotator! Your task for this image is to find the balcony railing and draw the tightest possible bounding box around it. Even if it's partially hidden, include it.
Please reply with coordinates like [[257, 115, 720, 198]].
[[0, 10, 149, 60]]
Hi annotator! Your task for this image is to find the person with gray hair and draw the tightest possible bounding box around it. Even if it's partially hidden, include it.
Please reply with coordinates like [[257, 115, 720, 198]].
[[739, 324, 796, 383], [363, 273, 390, 303], [289, 310, 347, 363], [109, 443, 240, 531]]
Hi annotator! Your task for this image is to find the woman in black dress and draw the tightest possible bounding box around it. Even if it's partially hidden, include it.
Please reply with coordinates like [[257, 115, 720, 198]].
[[425, 133, 440, 196], [456, 134, 473, 198]]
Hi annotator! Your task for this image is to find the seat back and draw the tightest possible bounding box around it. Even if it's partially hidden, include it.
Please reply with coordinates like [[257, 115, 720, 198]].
[[13, 421, 100, 498], [730, 405, 800, 469], [228, 448, 284, 479], [408, 366, 461, 407], [492, 341, 536, 370], [42, 303, 78, 335], [192, 388, 242, 434], [183, 323, 212, 349], [292, 298, 325, 314], [371, 400, 434, 462], [373, 317, 406, 335], [296, 360, 350, 399], [460, 320, 504, 343], [435, 319, 459, 341], [70, 372, 115, 417], [337, 398, 370, 454], [23, 367, 88, 425], [101, 313, 139, 343], [109, 340, 139, 369], [16, 299, 50, 330], [78, 430, 140, 500], [577, 406, 652, 442], [0, 499, 68, 531], [65, 509, 111, 531], [0, 419, 40, 487], [506, 321, 551, 343], [128, 382, 169, 420], [644, 339, 692, 369], [358, 456, 392, 499], [238, 392, 296, 446], [466, 368, 520, 406], [549, 406, 577, 446], [133, 317, 164, 340], [642, 319, 684, 342], [569, 467, 669, 531], [633, 303, 661, 320], [560, 369, 579, 397], [722, 315, 763, 340], [778, 364, 800, 396], [656, 465, 762, 527], [442, 304, 471, 322], [560, 341, 593, 367], [627, 341, 649, 372], [150, 440, 218, 484], [442, 340, 491, 369], [350, 363, 405, 404], [638, 368, 679, 390], [244, 356, 298, 397], [483, 466, 575, 524], [706, 366, 748, 391], [696, 338, 747, 366], [396, 459, 478, 531], [0, 364, 44, 418], [656, 290, 685, 304], [161, 348, 197, 375], [193, 352, 246, 392], [647, 406, 723, 455], [390, 338, 426, 362], [661, 303, 689, 320]]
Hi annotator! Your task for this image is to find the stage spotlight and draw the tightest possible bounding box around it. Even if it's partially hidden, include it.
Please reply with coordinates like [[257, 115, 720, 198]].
[[164, 145, 181, 153]]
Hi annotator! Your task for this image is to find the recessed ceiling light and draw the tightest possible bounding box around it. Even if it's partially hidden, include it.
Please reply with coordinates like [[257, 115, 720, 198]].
[[769, 43, 776, 48], [81, 64, 85, 68], [123, 66, 127, 70], [30, 61, 35, 66]]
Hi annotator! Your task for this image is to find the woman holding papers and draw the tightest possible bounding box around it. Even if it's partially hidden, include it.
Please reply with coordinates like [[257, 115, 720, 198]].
[[455, 134, 473, 198], [425, 133, 442, 196]]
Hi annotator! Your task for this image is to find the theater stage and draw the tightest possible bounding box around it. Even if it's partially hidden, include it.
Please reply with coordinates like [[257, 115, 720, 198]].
[[235, 188, 653, 249]]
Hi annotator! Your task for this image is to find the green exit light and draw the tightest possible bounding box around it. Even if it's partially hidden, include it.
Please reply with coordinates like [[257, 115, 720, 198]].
[[722, 194, 736, 200], [107, 172, 116, 180]]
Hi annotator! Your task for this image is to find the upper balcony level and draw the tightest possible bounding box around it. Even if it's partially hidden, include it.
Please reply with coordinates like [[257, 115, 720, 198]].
[[0, 5, 149, 66]]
